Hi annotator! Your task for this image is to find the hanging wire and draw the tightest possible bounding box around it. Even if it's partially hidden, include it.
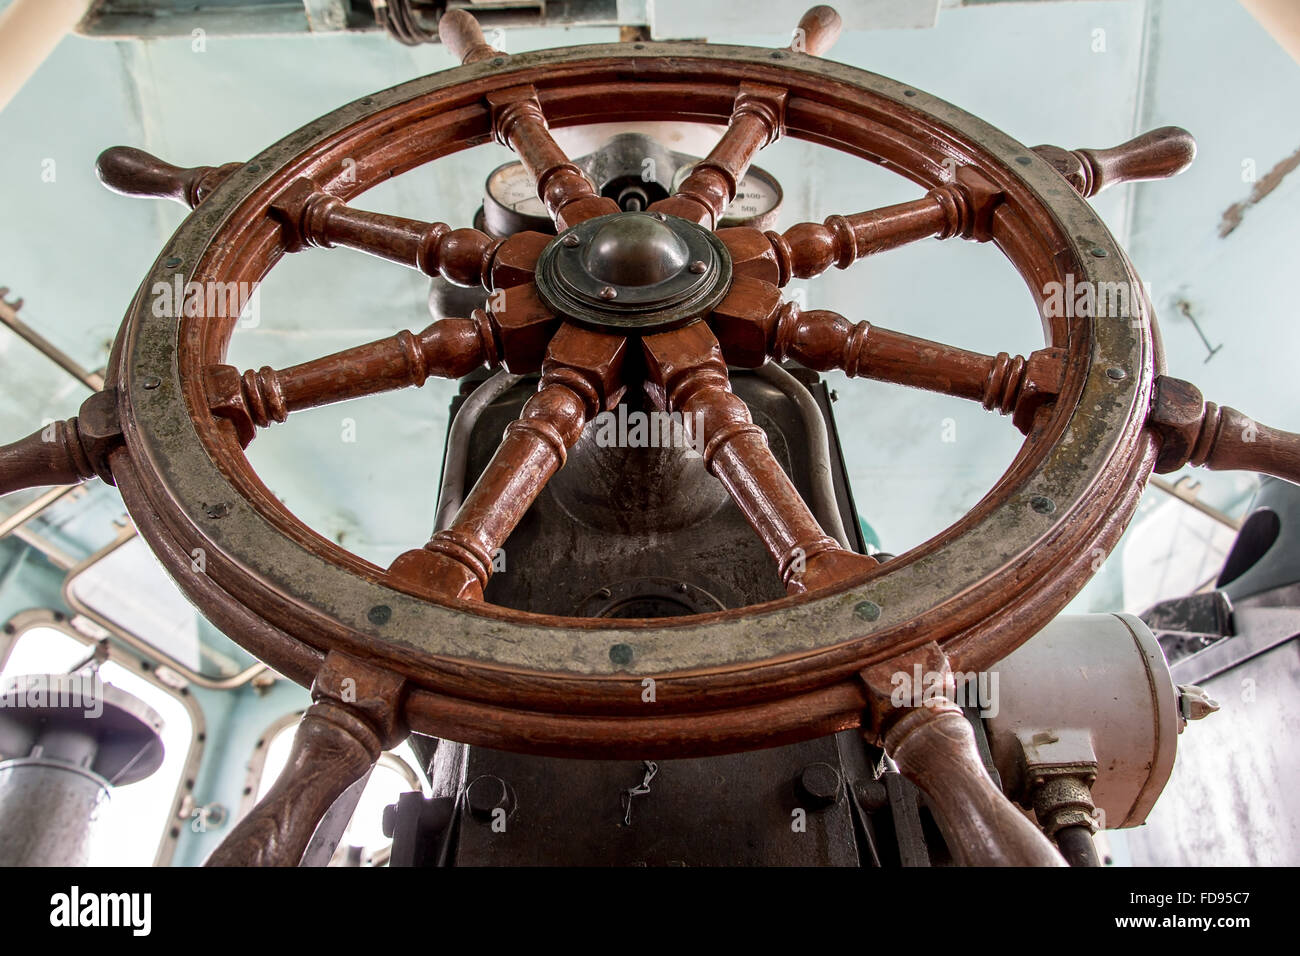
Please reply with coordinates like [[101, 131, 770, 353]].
[[373, 0, 444, 46]]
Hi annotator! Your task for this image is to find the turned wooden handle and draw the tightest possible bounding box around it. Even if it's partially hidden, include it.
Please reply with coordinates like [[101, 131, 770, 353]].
[[96, 146, 234, 209], [1035, 127, 1196, 198], [886, 703, 1066, 866], [206, 702, 377, 867], [791, 5, 842, 56], [438, 8, 500, 64], [0, 420, 95, 497], [1185, 405, 1300, 483], [1080, 126, 1197, 193], [1149, 376, 1300, 484]]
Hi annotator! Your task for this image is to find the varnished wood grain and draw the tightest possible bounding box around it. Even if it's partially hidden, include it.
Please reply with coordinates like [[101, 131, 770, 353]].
[[205, 315, 498, 445], [642, 322, 876, 593], [861, 645, 1066, 866], [1149, 375, 1300, 484], [206, 652, 406, 867], [791, 6, 842, 56], [96, 146, 240, 209], [388, 324, 627, 601], [1034, 127, 1197, 198]]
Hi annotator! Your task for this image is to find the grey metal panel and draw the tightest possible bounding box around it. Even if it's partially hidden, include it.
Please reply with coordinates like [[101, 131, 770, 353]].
[[453, 740, 863, 866], [1125, 643, 1300, 866]]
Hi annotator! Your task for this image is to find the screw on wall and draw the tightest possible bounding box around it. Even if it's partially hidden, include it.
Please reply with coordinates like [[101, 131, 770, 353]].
[[1174, 298, 1222, 363]]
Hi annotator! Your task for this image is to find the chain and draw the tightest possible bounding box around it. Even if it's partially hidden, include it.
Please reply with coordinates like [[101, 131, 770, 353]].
[[620, 760, 659, 826]]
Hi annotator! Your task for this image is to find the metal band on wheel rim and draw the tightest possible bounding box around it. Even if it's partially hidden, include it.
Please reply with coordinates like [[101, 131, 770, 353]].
[[108, 43, 1156, 758]]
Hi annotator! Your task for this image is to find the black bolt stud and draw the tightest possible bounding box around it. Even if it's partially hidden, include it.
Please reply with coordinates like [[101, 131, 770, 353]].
[[466, 775, 510, 821], [855, 780, 889, 812], [796, 762, 843, 810]]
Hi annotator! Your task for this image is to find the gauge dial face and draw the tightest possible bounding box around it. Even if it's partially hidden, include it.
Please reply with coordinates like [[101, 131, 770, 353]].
[[671, 162, 784, 227], [486, 159, 784, 233], [484, 162, 550, 234]]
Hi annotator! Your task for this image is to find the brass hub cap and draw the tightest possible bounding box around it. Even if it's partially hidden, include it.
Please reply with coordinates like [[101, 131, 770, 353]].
[[534, 211, 733, 333]]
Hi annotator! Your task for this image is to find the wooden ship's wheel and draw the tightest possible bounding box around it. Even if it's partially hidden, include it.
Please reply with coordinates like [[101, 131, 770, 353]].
[[1, 6, 1297, 866]]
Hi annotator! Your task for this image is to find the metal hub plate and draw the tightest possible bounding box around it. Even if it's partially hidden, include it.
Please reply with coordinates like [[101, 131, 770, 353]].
[[534, 211, 733, 333]]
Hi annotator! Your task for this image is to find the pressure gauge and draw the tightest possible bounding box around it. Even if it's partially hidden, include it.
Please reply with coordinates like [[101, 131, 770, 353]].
[[671, 162, 784, 229], [482, 161, 554, 237], [483, 155, 784, 236]]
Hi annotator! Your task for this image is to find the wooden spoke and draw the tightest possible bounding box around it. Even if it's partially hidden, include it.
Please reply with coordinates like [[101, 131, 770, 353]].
[[860, 644, 1066, 866], [641, 322, 877, 594], [205, 314, 500, 447], [1034, 127, 1196, 198], [0, 420, 98, 497], [773, 301, 1066, 432], [1149, 376, 1300, 485], [721, 130, 1194, 287], [487, 86, 619, 230], [387, 324, 627, 602], [94, 148, 533, 291], [271, 179, 517, 288], [96, 146, 241, 209], [651, 83, 789, 228], [789, 6, 843, 56], [720, 167, 1003, 285], [0, 391, 120, 497], [707, 287, 1066, 433]]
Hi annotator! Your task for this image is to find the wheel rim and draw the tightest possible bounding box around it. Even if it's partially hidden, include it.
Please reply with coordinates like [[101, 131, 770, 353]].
[[109, 42, 1157, 757]]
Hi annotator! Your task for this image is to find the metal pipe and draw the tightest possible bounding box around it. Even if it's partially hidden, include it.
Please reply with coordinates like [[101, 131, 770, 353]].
[[0, 295, 104, 535], [11, 525, 76, 570], [377, 750, 425, 793], [0, 759, 111, 865], [753, 362, 853, 549], [1148, 475, 1243, 531], [0, 544, 26, 593], [0, 296, 103, 391], [1056, 825, 1102, 867], [0, 0, 94, 113], [0, 486, 76, 540], [434, 371, 522, 531]]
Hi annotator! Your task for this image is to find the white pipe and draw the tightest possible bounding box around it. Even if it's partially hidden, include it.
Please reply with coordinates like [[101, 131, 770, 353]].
[[1241, 0, 1300, 66], [0, 0, 93, 113]]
